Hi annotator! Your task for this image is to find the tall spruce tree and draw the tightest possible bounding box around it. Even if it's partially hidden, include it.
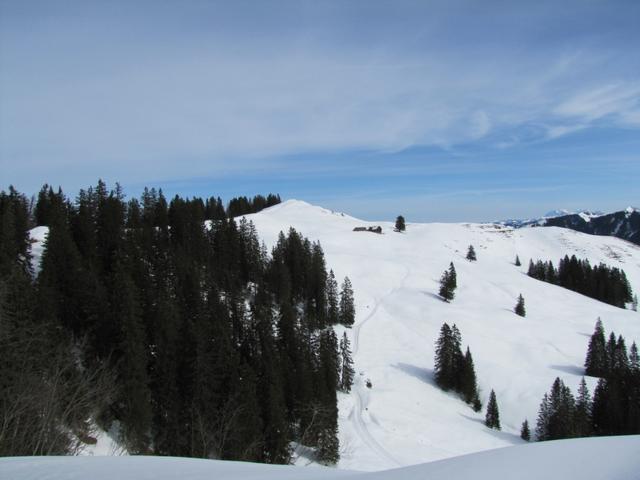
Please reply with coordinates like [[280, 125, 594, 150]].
[[630, 342, 639, 372], [315, 328, 340, 464], [326, 270, 339, 325], [460, 347, 481, 409], [535, 393, 551, 441], [585, 318, 608, 377], [520, 419, 531, 441], [110, 261, 152, 453], [434, 323, 456, 391], [514, 294, 526, 317], [466, 245, 477, 261], [547, 377, 576, 440], [439, 262, 457, 302], [574, 377, 593, 437], [515, 255, 521, 267], [485, 390, 501, 430], [610, 335, 629, 375], [605, 332, 618, 375], [339, 277, 355, 326], [339, 332, 355, 393]]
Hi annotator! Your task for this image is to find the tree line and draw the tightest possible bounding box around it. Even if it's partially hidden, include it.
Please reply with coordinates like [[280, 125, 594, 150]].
[[0, 182, 353, 464], [527, 255, 633, 308], [33, 184, 281, 227]]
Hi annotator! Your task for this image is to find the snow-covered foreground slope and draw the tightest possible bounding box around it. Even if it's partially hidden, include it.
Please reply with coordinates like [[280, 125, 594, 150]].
[[241, 200, 640, 471], [2, 436, 639, 480]]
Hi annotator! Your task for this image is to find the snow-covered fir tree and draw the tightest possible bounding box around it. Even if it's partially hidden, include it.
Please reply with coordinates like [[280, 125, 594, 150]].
[[439, 262, 457, 302], [466, 245, 476, 261], [485, 390, 501, 430], [339, 332, 355, 393], [339, 276, 355, 326], [514, 294, 526, 317]]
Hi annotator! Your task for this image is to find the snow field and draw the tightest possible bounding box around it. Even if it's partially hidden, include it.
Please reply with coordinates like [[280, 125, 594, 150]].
[[2, 436, 639, 480], [26, 200, 640, 471], [243, 200, 640, 471]]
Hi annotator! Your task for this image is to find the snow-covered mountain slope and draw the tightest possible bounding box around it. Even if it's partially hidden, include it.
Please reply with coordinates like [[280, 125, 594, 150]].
[[2, 436, 639, 480], [498, 209, 603, 228], [242, 200, 640, 471], [545, 208, 640, 246]]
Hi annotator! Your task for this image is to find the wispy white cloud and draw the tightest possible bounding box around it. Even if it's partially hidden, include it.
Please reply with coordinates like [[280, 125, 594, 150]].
[[0, 0, 639, 194], [545, 124, 588, 140], [554, 83, 640, 124]]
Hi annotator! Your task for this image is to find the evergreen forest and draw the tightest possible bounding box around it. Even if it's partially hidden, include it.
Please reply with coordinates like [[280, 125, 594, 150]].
[[527, 255, 633, 308], [533, 320, 640, 441], [0, 182, 354, 464]]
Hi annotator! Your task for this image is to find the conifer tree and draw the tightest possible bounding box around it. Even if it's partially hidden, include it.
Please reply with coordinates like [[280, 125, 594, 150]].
[[632, 294, 638, 312], [339, 332, 355, 393], [109, 260, 152, 453], [394, 215, 406, 232], [591, 378, 609, 436], [339, 277, 355, 326], [546, 377, 576, 440], [535, 393, 551, 441], [439, 262, 457, 302], [326, 270, 339, 325], [316, 417, 339, 465], [611, 335, 629, 374], [630, 342, 639, 372], [585, 318, 608, 377], [574, 378, 593, 437], [514, 294, 526, 317], [485, 390, 501, 430], [528, 259, 535, 277], [314, 329, 340, 465], [605, 332, 617, 374], [434, 323, 457, 391], [520, 419, 531, 441], [515, 255, 521, 267], [0, 187, 32, 277], [460, 347, 480, 408], [466, 245, 477, 261]]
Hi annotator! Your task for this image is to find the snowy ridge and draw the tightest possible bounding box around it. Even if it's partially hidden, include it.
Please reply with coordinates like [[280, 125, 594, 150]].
[[498, 209, 603, 228], [241, 200, 640, 471], [2, 436, 638, 480]]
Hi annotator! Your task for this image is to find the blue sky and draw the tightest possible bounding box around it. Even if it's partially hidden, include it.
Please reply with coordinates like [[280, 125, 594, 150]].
[[1, 0, 639, 221]]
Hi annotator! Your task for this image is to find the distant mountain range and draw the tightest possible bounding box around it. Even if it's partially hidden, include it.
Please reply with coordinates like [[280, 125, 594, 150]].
[[499, 207, 640, 246], [497, 209, 604, 228]]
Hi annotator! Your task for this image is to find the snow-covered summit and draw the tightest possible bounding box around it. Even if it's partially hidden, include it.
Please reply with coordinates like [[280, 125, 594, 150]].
[[499, 209, 604, 228], [543, 209, 574, 218], [257, 199, 361, 223]]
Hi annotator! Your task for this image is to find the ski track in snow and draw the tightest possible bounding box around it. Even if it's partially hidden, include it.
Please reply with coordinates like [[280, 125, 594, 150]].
[[352, 266, 411, 356], [348, 266, 410, 467]]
